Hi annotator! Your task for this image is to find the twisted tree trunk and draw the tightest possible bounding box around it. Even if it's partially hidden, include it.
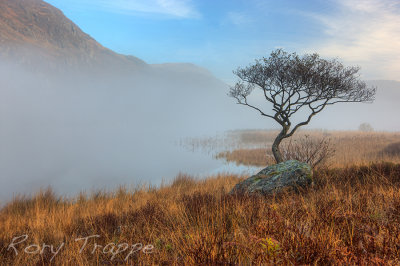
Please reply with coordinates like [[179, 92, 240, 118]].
[[271, 127, 289, 163]]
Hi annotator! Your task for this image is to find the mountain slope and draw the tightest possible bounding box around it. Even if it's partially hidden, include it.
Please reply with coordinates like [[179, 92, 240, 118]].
[[0, 0, 145, 69]]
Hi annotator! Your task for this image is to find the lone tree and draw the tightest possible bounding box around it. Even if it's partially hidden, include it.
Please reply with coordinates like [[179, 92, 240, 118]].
[[229, 49, 376, 164]]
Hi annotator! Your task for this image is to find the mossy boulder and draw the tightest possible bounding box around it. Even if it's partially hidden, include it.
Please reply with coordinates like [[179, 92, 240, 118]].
[[230, 160, 313, 196]]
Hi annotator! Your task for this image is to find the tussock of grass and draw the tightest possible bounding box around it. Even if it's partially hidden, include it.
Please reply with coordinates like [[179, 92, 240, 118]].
[[1, 165, 400, 264], [383, 142, 400, 157]]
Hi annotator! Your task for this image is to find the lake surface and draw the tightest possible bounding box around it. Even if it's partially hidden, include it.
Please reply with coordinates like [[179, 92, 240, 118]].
[[0, 78, 263, 204], [0, 137, 261, 204]]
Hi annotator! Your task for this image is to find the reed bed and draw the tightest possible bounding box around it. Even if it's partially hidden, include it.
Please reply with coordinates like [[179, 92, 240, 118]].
[[217, 130, 400, 167]]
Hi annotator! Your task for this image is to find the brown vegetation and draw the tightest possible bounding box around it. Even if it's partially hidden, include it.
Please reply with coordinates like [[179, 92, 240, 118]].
[[1, 163, 400, 264], [217, 130, 400, 167], [2, 130, 400, 264], [382, 142, 400, 157]]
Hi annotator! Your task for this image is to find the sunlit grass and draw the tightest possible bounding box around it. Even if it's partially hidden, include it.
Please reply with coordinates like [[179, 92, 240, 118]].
[[1, 163, 400, 264], [1, 129, 400, 264]]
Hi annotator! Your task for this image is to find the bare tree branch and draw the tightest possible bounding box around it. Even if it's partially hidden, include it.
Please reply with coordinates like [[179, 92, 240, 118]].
[[229, 49, 377, 164]]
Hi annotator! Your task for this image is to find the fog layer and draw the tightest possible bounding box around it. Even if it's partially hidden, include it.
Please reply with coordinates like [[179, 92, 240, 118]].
[[1, 60, 399, 202], [0, 61, 263, 201]]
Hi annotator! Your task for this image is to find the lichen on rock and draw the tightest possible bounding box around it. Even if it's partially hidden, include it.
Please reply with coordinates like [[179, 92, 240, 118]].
[[230, 160, 313, 196]]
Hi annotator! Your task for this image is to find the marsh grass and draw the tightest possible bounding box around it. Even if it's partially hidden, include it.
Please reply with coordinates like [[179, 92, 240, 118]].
[[217, 130, 400, 167], [1, 163, 400, 264], [2, 129, 400, 264]]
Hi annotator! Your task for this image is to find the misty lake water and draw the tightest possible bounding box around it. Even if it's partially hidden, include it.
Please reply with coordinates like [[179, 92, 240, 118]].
[[0, 71, 265, 205], [0, 138, 261, 204]]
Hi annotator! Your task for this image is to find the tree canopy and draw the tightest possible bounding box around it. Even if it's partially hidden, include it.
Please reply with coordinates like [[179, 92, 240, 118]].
[[229, 49, 376, 163]]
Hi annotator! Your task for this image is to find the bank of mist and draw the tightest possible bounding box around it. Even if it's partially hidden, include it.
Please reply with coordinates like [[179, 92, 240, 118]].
[[0, 59, 264, 201], [1, 57, 400, 202]]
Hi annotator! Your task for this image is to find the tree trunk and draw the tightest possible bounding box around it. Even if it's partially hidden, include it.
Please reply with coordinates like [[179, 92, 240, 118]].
[[271, 127, 288, 163]]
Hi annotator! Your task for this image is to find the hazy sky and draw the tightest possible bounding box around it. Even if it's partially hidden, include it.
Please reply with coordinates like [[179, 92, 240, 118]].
[[45, 0, 400, 82]]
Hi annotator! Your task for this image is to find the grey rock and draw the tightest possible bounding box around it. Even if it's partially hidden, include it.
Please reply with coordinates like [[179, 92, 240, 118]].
[[230, 160, 313, 196]]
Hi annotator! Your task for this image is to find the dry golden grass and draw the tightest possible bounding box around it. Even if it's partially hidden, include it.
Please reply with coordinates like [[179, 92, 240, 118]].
[[1, 164, 400, 264], [217, 130, 400, 167], [2, 130, 400, 264]]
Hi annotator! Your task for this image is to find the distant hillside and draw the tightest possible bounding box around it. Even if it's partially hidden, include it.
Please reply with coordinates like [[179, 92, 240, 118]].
[[0, 0, 145, 70]]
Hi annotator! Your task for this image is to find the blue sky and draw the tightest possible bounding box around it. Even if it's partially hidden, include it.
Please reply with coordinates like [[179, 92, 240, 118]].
[[46, 0, 400, 82]]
